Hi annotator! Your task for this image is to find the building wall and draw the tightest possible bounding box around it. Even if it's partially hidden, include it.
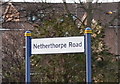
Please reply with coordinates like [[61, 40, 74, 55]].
[[2, 2, 120, 55], [104, 27, 120, 55]]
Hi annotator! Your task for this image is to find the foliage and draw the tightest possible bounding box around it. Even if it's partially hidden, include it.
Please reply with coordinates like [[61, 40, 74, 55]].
[[31, 14, 86, 82], [31, 11, 118, 82], [91, 20, 118, 82], [2, 2, 118, 83]]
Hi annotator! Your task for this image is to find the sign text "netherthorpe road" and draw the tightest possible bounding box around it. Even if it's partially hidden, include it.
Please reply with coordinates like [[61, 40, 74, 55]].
[[31, 36, 84, 54]]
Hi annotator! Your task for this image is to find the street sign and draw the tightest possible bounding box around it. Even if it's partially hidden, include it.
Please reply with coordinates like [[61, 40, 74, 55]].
[[31, 36, 84, 54], [25, 27, 92, 83]]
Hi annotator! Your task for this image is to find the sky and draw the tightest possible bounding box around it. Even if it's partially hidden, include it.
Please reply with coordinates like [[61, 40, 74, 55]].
[[3, 0, 120, 3]]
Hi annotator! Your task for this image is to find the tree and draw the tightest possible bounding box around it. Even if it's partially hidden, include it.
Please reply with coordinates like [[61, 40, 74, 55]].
[[31, 11, 86, 82], [31, 1, 118, 83]]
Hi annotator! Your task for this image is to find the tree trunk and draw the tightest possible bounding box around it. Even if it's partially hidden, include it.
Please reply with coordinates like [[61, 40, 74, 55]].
[[87, 2, 93, 27]]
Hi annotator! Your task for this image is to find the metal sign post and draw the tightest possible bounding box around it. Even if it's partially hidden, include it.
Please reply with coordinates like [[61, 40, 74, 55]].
[[25, 31, 31, 83], [85, 27, 92, 83]]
